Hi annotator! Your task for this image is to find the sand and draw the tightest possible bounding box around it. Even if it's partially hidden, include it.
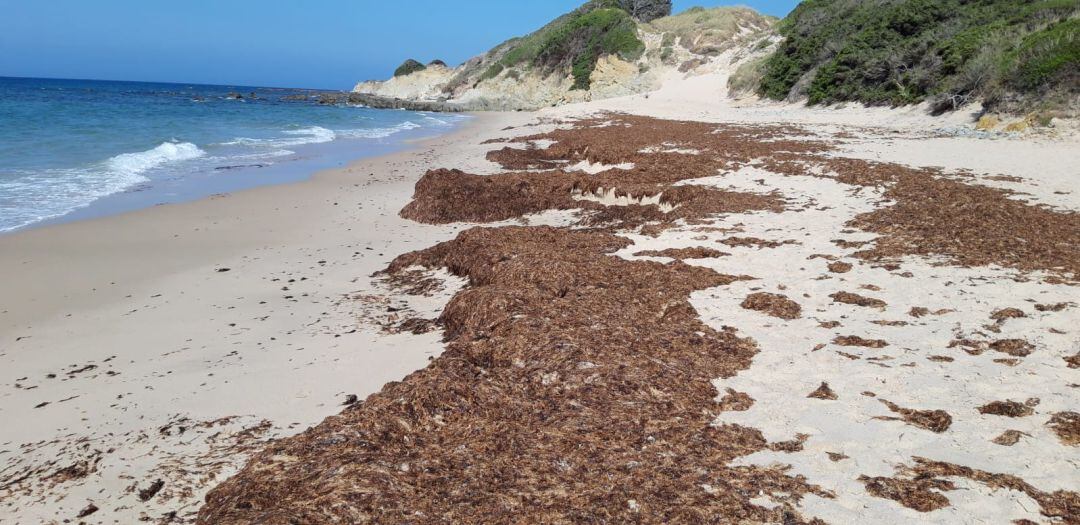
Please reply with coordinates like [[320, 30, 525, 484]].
[[2, 63, 1078, 524], [0, 113, 527, 523]]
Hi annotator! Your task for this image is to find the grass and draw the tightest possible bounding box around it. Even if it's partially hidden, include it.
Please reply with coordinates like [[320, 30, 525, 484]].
[[758, 0, 1079, 110], [647, 6, 775, 55]]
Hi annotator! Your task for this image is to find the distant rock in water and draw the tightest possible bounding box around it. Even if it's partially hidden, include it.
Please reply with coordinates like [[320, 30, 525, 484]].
[[393, 59, 427, 77], [619, 0, 672, 22]]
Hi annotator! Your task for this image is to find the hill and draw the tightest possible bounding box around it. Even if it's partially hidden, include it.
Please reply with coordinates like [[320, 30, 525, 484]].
[[353, 1, 773, 110], [754, 0, 1079, 113]]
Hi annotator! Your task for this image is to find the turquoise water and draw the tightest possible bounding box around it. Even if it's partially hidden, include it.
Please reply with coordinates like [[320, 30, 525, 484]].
[[0, 77, 466, 232]]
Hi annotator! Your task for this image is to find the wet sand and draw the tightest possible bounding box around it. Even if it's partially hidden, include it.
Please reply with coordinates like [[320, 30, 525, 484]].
[[0, 112, 526, 523]]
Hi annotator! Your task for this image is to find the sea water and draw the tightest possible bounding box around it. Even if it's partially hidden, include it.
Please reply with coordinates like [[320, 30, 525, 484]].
[[0, 77, 467, 232]]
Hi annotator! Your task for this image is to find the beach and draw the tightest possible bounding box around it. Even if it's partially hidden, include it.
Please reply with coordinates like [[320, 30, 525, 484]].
[[0, 112, 525, 522], [2, 70, 1079, 524]]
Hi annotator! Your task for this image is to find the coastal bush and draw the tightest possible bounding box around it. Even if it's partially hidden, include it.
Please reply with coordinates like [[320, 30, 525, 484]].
[[1007, 18, 1079, 90], [393, 59, 426, 77], [481, 2, 646, 90], [758, 0, 1080, 110]]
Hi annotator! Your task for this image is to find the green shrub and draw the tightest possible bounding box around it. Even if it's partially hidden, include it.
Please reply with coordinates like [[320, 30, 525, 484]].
[[758, 0, 1080, 110], [1008, 18, 1080, 90], [480, 63, 504, 81], [393, 59, 427, 77]]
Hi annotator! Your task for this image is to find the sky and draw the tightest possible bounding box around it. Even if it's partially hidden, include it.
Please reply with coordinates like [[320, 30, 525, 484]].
[[0, 1, 798, 90]]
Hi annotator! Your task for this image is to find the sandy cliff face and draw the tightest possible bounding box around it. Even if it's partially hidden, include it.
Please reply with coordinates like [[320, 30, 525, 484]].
[[353, 6, 775, 111]]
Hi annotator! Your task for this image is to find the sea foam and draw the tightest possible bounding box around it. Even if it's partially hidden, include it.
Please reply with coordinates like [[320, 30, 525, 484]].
[[106, 142, 206, 178], [0, 142, 206, 232]]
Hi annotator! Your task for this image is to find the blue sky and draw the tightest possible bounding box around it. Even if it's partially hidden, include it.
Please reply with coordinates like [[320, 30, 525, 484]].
[[0, 1, 798, 89]]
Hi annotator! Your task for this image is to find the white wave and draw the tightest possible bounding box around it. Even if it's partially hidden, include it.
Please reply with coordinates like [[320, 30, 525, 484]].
[[423, 116, 451, 126], [0, 142, 205, 232], [221, 126, 336, 148], [281, 126, 336, 144], [337, 121, 421, 139], [107, 141, 206, 178]]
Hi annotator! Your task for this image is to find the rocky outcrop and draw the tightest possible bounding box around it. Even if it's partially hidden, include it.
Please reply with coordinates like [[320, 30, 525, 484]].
[[619, 0, 672, 22], [316, 92, 467, 112]]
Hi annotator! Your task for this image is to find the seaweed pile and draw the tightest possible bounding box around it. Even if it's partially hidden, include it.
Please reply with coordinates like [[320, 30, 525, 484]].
[[402, 116, 813, 230], [197, 114, 1079, 522], [198, 225, 831, 523], [197, 116, 831, 524], [762, 155, 1080, 280]]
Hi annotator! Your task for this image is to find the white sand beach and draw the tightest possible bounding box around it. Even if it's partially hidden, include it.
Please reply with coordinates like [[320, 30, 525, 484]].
[[2, 66, 1078, 524]]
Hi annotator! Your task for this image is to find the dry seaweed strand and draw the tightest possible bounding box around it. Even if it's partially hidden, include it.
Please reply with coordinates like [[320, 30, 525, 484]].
[[861, 457, 1078, 521], [633, 247, 729, 259], [740, 292, 802, 320], [196, 113, 1079, 523], [978, 399, 1037, 418], [761, 155, 1080, 281], [198, 226, 830, 523], [877, 400, 952, 433], [807, 383, 838, 400], [992, 430, 1029, 446], [830, 291, 887, 308], [833, 335, 889, 348], [827, 261, 853, 273], [1048, 412, 1080, 446]]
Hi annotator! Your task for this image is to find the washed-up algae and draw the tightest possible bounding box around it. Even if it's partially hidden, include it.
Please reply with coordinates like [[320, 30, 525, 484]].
[[741, 292, 802, 320], [196, 114, 1079, 522], [861, 457, 1078, 521], [197, 226, 829, 523], [1048, 412, 1080, 446], [978, 399, 1037, 418], [877, 400, 952, 433], [633, 247, 729, 259], [830, 291, 887, 309]]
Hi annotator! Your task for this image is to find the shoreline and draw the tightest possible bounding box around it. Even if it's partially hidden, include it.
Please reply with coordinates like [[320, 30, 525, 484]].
[[3, 118, 469, 237], [2, 72, 1077, 522], [0, 110, 528, 523]]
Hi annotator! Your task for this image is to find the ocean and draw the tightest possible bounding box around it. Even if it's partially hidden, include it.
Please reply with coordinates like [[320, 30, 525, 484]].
[[0, 77, 467, 233]]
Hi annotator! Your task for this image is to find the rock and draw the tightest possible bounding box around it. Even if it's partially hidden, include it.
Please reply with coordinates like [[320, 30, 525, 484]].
[[618, 0, 672, 22], [428, 59, 448, 67]]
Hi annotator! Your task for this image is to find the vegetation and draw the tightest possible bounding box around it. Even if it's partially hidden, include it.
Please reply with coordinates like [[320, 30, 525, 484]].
[[479, 0, 646, 90], [393, 59, 427, 77], [728, 54, 771, 96], [757, 0, 1079, 111], [647, 6, 775, 56]]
